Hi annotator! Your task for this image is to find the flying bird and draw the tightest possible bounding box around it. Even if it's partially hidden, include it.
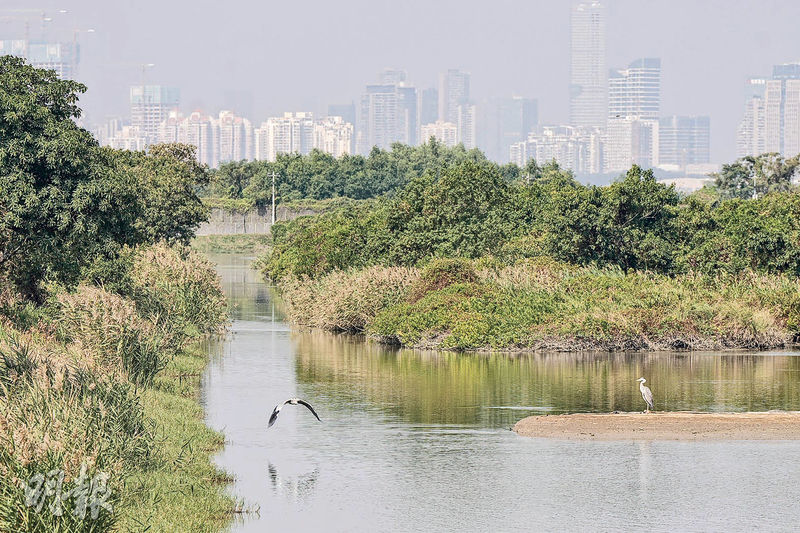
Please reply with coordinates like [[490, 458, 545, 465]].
[[636, 378, 654, 413], [268, 398, 321, 428]]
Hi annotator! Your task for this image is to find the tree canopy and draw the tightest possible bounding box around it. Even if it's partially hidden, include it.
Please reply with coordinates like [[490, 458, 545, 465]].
[[0, 56, 209, 297]]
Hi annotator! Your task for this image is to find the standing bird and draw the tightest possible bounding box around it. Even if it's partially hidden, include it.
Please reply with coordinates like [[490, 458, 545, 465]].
[[636, 378, 654, 413], [268, 398, 321, 428]]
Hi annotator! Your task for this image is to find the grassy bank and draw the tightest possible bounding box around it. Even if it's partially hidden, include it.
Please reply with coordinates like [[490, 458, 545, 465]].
[[0, 244, 233, 532], [276, 258, 800, 351]]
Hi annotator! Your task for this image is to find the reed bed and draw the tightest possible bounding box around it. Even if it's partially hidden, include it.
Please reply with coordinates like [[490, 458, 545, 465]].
[[0, 243, 231, 532], [277, 259, 800, 351]]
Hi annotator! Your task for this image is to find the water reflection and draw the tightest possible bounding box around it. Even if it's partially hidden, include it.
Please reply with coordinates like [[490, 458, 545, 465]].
[[204, 253, 800, 533], [294, 331, 800, 427], [267, 462, 320, 503]]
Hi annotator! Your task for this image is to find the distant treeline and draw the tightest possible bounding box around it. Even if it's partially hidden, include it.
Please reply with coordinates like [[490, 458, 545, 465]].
[[262, 155, 800, 280]]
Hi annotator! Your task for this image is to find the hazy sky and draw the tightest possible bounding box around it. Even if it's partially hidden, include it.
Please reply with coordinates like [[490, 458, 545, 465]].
[[6, 0, 800, 162]]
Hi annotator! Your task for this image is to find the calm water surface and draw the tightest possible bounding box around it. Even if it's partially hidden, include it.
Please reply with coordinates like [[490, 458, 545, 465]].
[[202, 254, 800, 532]]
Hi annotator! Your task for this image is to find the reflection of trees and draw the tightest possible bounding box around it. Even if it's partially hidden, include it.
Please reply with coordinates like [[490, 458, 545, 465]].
[[209, 253, 283, 321], [293, 331, 800, 427]]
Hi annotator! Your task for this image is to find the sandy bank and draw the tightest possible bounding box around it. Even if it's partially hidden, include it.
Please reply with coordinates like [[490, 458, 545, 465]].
[[513, 411, 800, 441]]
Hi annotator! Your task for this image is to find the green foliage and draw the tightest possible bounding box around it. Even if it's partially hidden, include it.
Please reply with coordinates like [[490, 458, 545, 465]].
[[209, 139, 493, 206], [713, 153, 799, 200], [0, 56, 210, 299]]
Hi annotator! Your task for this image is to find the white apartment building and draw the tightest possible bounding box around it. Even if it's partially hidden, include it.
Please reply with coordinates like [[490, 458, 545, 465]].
[[738, 63, 800, 158], [420, 121, 458, 148], [313, 116, 353, 158], [218, 111, 254, 163], [605, 117, 659, 172], [157, 110, 219, 168], [254, 112, 314, 161], [510, 125, 604, 174]]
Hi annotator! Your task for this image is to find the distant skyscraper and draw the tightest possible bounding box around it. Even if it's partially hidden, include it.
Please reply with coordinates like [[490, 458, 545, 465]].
[[130, 85, 180, 145], [737, 63, 800, 158], [0, 40, 78, 79], [254, 112, 314, 161], [737, 78, 767, 158], [570, 1, 606, 128], [658, 116, 711, 168], [457, 103, 477, 149], [492, 96, 539, 162], [217, 110, 253, 163], [609, 58, 661, 120], [438, 69, 470, 124], [313, 116, 353, 158], [419, 88, 439, 127], [357, 84, 417, 154], [420, 121, 458, 148]]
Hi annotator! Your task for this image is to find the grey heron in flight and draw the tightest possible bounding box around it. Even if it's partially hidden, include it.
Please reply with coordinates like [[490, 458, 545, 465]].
[[636, 378, 654, 413], [268, 398, 321, 428]]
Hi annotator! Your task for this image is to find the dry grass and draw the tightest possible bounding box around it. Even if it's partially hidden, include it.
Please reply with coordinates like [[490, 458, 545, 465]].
[[276, 259, 800, 351], [0, 243, 232, 532]]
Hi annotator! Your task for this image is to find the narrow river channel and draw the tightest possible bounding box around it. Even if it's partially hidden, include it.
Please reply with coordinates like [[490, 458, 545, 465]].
[[202, 253, 800, 532]]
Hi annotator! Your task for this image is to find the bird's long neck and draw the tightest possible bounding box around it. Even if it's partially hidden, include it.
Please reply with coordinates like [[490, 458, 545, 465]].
[[639, 381, 646, 391]]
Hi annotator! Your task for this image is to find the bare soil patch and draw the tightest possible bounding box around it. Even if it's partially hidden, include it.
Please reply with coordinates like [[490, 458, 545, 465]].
[[513, 411, 800, 441]]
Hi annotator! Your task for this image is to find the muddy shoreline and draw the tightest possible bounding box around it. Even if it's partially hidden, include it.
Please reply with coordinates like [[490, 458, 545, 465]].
[[514, 412, 800, 440]]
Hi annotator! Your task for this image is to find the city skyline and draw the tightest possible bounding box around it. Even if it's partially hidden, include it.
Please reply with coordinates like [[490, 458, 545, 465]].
[[2, 0, 800, 164]]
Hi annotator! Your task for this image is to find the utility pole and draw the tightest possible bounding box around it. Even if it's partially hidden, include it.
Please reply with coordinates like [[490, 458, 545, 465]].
[[270, 171, 277, 224]]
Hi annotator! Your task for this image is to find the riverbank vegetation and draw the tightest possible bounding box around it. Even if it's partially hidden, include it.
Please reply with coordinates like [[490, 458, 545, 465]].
[[263, 153, 800, 351], [0, 56, 232, 531]]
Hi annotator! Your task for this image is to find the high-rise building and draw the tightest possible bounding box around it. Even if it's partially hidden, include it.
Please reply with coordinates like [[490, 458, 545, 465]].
[[608, 58, 661, 120], [0, 40, 78, 79], [569, 1, 606, 128], [327, 103, 356, 153], [457, 103, 477, 149], [737, 78, 767, 158], [357, 84, 417, 154], [397, 86, 418, 147], [217, 111, 253, 163], [510, 126, 603, 174], [737, 63, 800, 158], [420, 121, 458, 148], [254, 112, 314, 161], [130, 85, 180, 145], [490, 96, 539, 162], [313, 116, 354, 158], [438, 69, 470, 124], [419, 88, 439, 127], [157, 110, 219, 168], [605, 118, 659, 172], [658, 116, 711, 168]]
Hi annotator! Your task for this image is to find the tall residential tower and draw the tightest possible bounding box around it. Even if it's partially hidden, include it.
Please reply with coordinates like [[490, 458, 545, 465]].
[[569, 2, 606, 129]]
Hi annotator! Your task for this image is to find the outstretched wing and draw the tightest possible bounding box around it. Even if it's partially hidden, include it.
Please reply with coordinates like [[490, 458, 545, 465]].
[[296, 399, 322, 422], [642, 386, 654, 409], [268, 403, 283, 428]]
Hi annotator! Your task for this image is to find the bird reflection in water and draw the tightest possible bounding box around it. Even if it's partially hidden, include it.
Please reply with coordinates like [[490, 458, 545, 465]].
[[267, 462, 320, 503]]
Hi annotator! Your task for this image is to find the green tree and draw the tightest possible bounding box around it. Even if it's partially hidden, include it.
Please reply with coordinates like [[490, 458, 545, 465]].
[[713, 153, 800, 199]]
